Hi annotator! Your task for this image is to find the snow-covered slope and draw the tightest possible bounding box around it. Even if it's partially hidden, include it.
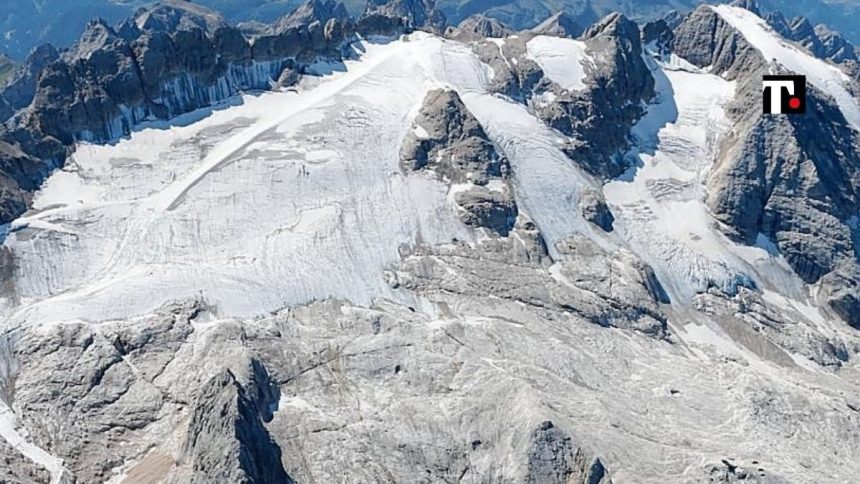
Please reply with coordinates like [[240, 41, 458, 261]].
[[2, 7, 860, 483], [525, 35, 592, 91]]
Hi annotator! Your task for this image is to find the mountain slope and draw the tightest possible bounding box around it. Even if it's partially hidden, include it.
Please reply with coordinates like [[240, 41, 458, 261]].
[[0, 2, 858, 483]]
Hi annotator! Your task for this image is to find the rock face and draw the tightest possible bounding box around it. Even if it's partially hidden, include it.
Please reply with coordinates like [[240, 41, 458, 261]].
[[272, 0, 349, 33], [765, 12, 857, 63], [526, 421, 608, 484], [447, 14, 514, 42], [121, 0, 230, 36], [579, 189, 615, 232], [672, 5, 860, 328], [357, 0, 447, 36], [400, 89, 518, 235], [531, 11, 583, 38], [0, 438, 50, 484], [178, 360, 291, 484], [534, 13, 655, 178], [0, 44, 60, 122]]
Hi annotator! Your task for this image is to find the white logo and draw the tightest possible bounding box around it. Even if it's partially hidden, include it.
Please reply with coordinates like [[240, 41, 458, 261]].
[[762, 79, 795, 114]]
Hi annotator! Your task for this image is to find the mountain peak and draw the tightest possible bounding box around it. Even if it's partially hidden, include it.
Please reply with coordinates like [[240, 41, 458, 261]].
[[274, 0, 350, 33], [532, 11, 583, 38], [130, 0, 229, 36], [447, 14, 514, 41], [358, 0, 447, 35]]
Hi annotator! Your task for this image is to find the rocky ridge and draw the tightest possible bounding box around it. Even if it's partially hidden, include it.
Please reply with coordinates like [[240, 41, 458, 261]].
[[672, 4, 860, 328]]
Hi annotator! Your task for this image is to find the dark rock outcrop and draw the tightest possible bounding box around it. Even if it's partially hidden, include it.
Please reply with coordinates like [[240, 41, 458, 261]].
[[765, 12, 856, 63], [641, 18, 674, 53], [533, 13, 655, 178], [526, 421, 609, 484], [580, 189, 615, 232], [0, 44, 60, 122], [531, 11, 583, 39], [400, 89, 506, 184], [447, 14, 514, 42], [357, 0, 447, 36], [455, 186, 518, 236], [400, 89, 518, 235], [180, 359, 291, 484]]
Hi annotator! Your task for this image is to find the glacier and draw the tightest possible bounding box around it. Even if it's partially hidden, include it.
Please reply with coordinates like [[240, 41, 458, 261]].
[[1, 5, 859, 483]]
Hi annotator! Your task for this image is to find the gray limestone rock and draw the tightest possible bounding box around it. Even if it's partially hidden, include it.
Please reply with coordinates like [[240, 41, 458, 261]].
[[0, 300, 201, 482], [671, 6, 764, 79], [531, 12, 583, 39], [447, 14, 514, 42], [357, 0, 447, 36], [177, 359, 291, 484], [580, 189, 615, 232], [122, 0, 230, 37], [526, 421, 608, 484], [272, 0, 350, 33], [400, 89, 507, 184], [454, 185, 518, 236], [0, 438, 50, 484], [400, 88, 519, 235], [533, 12, 655, 179], [766, 12, 857, 63]]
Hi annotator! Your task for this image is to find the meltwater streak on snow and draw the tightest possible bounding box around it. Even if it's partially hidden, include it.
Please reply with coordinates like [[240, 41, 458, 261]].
[[712, 5, 860, 131], [525, 36, 592, 91], [1, 34, 491, 325]]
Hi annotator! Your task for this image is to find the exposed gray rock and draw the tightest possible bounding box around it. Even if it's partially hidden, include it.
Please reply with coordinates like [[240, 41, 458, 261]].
[[1, 300, 200, 482], [819, 266, 860, 330], [526, 421, 608, 484], [765, 12, 856, 63], [394, 232, 669, 337], [122, 0, 230, 37], [357, 0, 447, 36], [706, 459, 789, 483], [672, 4, 860, 329], [641, 18, 674, 53], [454, 185, 518, 236], [472, 37, 547, 102], [671, 5, 764, 79], [400, 89, 507, 184], [447, 14, 514, 42], [0, 44, 60, 122], [0, 438, 50, 484], [272, 0, 350, 33], [400, 88, 519, 235], [580, 188, 615, 232], [531, 11, 583, 39], [177, 359, 291, 484], [532, 12, 655, 178]]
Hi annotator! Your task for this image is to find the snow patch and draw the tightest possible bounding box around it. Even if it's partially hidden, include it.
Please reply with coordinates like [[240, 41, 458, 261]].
[[525, 36, 592, 91]]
